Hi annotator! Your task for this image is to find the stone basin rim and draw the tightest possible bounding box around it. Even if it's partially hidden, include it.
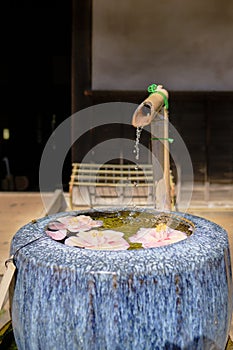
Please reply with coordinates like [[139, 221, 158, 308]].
[[10, 208, 230, 275]]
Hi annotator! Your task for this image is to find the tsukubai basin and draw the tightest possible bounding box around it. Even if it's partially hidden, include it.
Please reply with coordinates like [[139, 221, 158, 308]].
[[10, 208, 233, 350]]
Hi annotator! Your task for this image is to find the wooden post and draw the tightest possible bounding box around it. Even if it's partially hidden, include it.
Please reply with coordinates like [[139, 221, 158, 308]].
[[150, 117, 164, 209], [163, 108, 171, 210], [151, 109, 171, 211]]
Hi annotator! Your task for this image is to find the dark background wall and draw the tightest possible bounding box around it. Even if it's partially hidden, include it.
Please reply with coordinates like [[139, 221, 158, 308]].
[[92, 0, 233, 91], [0, 2, 72, 190]]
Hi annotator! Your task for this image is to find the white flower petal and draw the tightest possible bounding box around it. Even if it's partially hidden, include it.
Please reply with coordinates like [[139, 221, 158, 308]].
[[65, 229, 129, 250]]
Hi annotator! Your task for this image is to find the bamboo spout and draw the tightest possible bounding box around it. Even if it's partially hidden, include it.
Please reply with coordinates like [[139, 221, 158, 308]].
[[131, 84, 172, 211], [132, 85, 169, 128]]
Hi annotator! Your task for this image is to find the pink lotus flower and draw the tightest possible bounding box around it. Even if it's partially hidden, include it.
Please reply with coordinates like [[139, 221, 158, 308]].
[[65, 230, 130, 250], [129, 223, 187, 248], [45, 228, 67, 241], [45, 215, 103, 241], [47, 221, 66, 231], [58, 215, 103, 232]]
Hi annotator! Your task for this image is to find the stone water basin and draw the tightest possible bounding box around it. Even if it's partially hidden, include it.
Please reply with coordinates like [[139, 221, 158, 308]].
[[10, 208, 233, 350]]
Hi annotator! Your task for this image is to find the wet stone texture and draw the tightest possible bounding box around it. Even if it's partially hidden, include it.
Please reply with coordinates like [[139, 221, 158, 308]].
[[10, 208, 233, 350]]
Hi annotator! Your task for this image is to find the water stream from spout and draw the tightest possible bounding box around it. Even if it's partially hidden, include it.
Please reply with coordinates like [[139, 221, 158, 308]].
[[133, 126, 143, 161]]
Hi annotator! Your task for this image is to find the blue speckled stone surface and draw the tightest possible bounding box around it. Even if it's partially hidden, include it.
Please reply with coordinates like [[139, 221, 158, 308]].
[[10, 208, 233, 350]]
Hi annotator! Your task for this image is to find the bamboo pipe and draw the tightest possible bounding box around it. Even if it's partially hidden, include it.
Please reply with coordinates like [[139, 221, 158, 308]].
[[132, 85, 169, 128], [131, 85, 171, 210]]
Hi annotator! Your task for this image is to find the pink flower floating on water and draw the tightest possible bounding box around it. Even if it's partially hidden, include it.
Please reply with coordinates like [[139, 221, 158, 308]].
[[129, 223, 187, 248], [45, 215, 103, 241], [65, 230, 130, 250], [58, 215, 103, 232], [45, 215, 187, 250]]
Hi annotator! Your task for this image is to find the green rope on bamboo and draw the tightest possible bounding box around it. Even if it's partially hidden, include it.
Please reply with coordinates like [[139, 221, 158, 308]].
[[147, 84, 158, 93], [151, 137, 174, 143], [147, 83, 169, 110]]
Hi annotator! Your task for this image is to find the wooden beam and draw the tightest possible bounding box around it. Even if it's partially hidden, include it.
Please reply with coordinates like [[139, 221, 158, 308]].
[[71, 0, 93, 164], [71, 0, 92, 114]]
